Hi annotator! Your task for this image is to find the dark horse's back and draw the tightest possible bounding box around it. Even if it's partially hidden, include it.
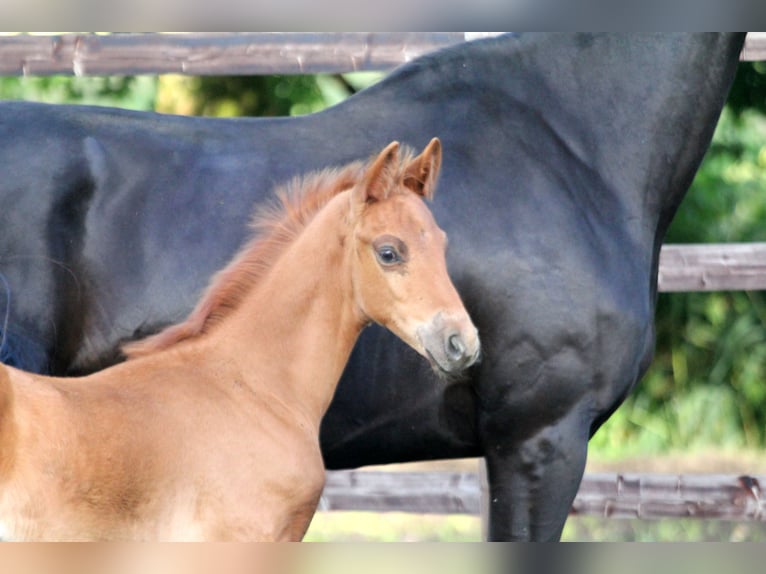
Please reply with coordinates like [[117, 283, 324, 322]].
[[0, 34, 745, 540]]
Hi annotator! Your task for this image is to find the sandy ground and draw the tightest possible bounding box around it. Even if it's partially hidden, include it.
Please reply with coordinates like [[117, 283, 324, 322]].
[[353, 449, 766, 475]]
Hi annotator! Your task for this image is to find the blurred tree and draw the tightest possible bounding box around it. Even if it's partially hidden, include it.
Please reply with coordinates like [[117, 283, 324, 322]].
[[0, 76, 156, 110], [154, 74, 363, 117], [727, 62, 766, 116]]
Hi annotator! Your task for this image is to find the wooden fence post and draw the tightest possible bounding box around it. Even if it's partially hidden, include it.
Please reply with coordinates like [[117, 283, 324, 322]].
[[479, 458, 490, 540]]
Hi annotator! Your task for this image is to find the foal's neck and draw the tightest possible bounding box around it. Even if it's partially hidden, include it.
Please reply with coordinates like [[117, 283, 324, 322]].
[[209, 190, 364, 426]]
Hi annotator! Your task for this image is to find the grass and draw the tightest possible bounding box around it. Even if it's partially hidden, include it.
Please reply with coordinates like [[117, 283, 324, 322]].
[[306, 508, 766, 543], [304, 512, 481, 542], [562, 516, 766, 542]]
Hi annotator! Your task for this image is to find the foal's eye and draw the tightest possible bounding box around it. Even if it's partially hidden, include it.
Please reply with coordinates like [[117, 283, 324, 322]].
[[375, 245, 402, 266], [372, 235, 407, 267]]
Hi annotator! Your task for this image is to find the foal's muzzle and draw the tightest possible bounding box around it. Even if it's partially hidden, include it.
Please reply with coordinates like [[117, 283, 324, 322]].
[[417, 313, 481, 376]]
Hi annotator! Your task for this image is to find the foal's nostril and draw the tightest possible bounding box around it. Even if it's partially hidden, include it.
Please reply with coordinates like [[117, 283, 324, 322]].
[[446, 333, 467, 362]]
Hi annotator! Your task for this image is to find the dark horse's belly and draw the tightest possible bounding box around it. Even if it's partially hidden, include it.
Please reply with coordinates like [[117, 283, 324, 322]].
[[0, 33, 745, 540]]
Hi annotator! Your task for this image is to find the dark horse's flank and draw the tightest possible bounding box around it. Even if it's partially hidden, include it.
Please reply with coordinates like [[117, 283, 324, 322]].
[[0, 34, 745, 540]]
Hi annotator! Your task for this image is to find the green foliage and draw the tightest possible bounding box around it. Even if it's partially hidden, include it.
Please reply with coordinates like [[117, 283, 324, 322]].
[[154, 72, 382, 118], [726, 61, 766, 116], [0, 71, 383, 119], [668, 107, 766, 244], [0, 75, 157, 110], [156, 75, 332, 117]]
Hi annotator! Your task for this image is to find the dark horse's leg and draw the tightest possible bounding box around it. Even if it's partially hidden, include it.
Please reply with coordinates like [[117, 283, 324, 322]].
[[471, 300, 631, 541], [477, 324, 653, 542], [482, 408, 589, 541]]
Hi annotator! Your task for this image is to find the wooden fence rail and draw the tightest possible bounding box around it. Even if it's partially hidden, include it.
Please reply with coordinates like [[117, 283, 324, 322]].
[[320, 470, 766, 522], [573, 473, 766, 521], [659, 242, 766, 292], [0, 32, 498, 76], [0, 32, 764, 76], [321, 470, 482, 516]]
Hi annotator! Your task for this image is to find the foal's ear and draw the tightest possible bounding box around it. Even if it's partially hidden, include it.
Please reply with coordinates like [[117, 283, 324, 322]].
[[403, 137, 442, 200], [356, 141, 400, 206]]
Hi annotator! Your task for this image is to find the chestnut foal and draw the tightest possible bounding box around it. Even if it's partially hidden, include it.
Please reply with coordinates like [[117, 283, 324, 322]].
[[0, 139, 480, 540]]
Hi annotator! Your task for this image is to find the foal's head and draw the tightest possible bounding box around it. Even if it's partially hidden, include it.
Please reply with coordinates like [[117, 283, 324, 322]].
[[349, 139, 480, 376]]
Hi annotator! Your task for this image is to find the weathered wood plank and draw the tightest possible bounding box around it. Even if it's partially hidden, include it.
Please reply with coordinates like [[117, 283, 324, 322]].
[[742, 32, 766, 61], [0, 32, 468, 76], [572, 473, 766, 521], [320, 470, 766, 522], [658, 242, 766, 292], [319, 470, 481, 515], [0, 32, 762, 77]]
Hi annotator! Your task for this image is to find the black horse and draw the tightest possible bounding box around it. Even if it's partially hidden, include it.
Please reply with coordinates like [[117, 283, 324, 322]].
[[0, 33, 745, 540]]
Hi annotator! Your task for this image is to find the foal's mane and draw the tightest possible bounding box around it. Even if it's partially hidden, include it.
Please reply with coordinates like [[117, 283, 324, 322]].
[[123, 147, 417, 358]]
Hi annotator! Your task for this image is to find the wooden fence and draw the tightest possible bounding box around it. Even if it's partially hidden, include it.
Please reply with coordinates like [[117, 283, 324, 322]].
[[2, 32, 766, 527], [320, 470, 766, 523], [0, 32, 764, 76]]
